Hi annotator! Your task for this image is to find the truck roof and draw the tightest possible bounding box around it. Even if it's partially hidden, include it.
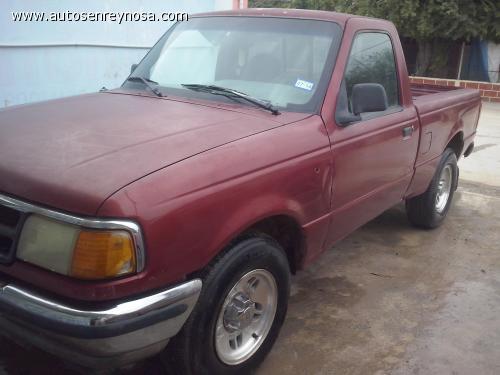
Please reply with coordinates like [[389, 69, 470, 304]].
[[193, 8, 368, 26]]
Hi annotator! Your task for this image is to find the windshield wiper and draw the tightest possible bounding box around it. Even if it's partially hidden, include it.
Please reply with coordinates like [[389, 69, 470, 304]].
[[181, 84, 280, 115], [126, 76, 164, 97]]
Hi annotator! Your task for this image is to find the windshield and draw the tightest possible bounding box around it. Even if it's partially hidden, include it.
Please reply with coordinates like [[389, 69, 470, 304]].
[[124, 17, 342, 113]]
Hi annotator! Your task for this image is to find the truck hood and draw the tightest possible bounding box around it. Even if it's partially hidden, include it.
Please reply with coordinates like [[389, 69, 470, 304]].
[[0, 92, 306, 215]]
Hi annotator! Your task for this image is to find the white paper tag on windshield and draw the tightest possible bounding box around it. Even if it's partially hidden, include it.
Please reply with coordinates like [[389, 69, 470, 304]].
[[295, 79, 314, 91]]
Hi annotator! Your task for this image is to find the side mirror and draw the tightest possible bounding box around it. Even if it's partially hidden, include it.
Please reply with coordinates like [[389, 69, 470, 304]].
[[351, 83, 388, 115], [130, 63, 138, 74]]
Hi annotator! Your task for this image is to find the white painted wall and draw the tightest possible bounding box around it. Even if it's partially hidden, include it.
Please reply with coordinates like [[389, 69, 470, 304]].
[[0, 0, 234, 107]]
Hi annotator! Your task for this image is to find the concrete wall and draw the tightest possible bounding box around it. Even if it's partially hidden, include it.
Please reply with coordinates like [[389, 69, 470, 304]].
[[0, 0, 235, 107]]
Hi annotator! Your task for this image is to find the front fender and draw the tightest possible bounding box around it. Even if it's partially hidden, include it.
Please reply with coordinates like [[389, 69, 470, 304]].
[[99, 116, 332, 288]]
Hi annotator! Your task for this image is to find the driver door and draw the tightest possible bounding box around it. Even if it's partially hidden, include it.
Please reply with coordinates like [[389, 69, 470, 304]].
[[324, 30, 419, 246]]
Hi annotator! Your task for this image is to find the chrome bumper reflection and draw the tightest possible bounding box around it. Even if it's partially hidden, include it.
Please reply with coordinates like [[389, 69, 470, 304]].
[[0, 278, 202, 368]]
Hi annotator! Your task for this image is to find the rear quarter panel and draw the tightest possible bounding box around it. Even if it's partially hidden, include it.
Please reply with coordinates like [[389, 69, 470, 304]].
[[406, 89, 481, 197]]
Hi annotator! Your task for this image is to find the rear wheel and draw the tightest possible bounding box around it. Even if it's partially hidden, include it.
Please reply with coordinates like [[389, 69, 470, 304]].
[[406, 148, 458, 229], [162, 235, 290, 375]]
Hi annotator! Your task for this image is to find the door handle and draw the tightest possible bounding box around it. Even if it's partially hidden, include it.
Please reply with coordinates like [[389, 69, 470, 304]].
[[402, 125, 414, 139]]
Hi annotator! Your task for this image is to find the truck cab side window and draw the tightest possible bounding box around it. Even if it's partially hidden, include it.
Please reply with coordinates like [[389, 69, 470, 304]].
[[343, 32, 399, 113]]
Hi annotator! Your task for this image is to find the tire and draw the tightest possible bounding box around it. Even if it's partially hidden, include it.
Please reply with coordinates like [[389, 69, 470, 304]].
[[406, 148, 458, 229], [162, 234, 291, 375]]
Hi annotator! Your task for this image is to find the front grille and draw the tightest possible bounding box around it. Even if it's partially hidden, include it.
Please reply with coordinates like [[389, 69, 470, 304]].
[[0, 203, 24, 264]]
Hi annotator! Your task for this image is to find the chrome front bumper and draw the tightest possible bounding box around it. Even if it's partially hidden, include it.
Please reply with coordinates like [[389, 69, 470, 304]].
[[0, 278, 202, 369]]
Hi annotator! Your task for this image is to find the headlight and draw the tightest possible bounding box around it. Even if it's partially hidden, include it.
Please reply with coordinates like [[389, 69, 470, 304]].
[[17, 215, 137, 280]]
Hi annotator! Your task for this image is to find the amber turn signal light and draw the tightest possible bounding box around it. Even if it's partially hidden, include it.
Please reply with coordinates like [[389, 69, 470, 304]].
[[70, 230, 136, 280]]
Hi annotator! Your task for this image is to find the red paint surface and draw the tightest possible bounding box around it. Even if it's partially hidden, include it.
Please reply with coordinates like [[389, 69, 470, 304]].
[[409, 77, 500, 102], [0, 9, 480, 302]]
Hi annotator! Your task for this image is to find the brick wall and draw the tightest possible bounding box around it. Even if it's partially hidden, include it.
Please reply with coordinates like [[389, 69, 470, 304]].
[[409, 76, 500, 103]]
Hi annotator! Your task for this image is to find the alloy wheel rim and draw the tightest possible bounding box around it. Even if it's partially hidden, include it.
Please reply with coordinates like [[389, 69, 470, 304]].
[[435, 164, 452, 213], [215, 269, 278, 365]]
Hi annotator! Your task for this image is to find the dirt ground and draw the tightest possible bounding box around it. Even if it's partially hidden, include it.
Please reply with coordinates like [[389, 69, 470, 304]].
[[1, 103, 499, 375]]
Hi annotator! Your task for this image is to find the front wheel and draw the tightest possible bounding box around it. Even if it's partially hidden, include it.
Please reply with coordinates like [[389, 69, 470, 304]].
[[163, 235, 290, 375], [406, 148, 458, 229]]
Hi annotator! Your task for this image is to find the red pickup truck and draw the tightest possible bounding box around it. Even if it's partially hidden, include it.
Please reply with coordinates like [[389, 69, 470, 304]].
[[0, 8, 480, 374]]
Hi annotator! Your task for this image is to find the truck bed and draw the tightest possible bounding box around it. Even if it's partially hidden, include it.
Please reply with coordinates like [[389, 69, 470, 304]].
[[410, 83, 480, 114], [408, 82, 481, 197], [410, 83, 461, 99]]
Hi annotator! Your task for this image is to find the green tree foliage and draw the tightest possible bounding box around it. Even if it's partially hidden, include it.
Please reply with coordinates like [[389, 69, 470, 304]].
[[249, 0, 500, 76], [250, 0, 293, 8], [251, 0, 499, 41], [340, 0, 500, 75], [334, 0, 498, 43]]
